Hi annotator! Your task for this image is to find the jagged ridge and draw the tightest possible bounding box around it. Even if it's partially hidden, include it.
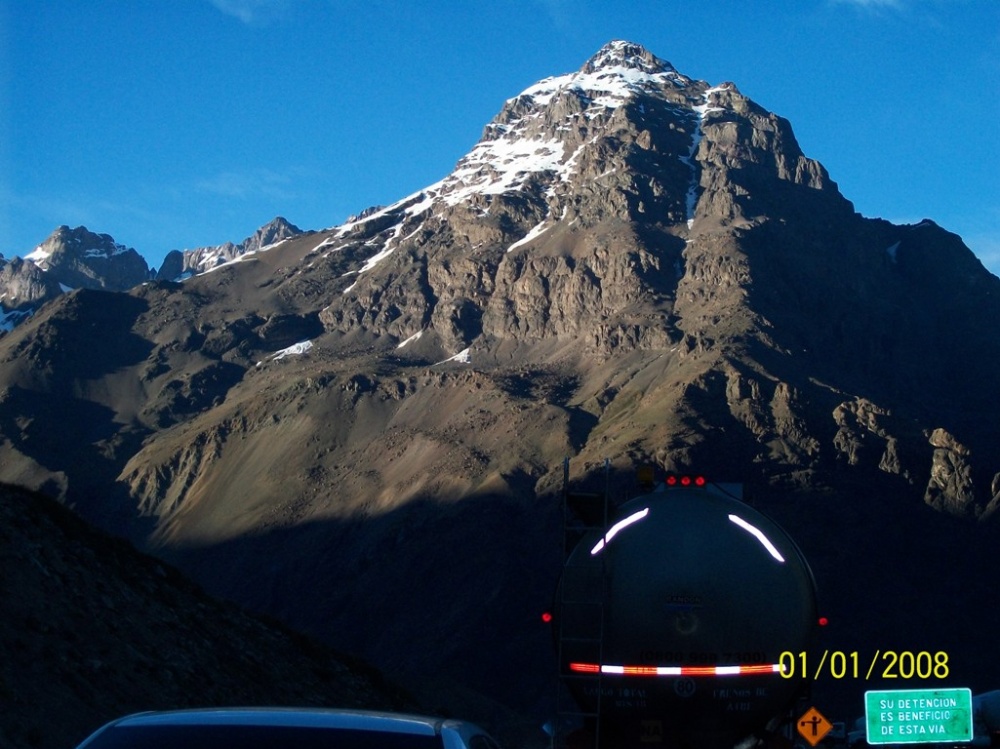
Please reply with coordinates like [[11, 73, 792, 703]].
[[155, 216, 304, 280]]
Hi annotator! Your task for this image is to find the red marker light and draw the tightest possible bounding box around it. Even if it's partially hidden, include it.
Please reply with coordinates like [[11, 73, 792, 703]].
[[665, 474, 708, 488], [818, 616, 829, 627], [542, 612, 553, 623]]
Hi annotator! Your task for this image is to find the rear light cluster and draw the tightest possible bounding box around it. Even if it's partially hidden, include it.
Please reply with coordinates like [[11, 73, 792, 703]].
[[569, 662, 785, 677], [665, 474, 707, 488]]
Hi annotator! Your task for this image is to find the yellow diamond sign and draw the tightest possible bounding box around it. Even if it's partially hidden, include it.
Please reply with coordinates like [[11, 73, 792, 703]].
[[798, 707, 834, 747]]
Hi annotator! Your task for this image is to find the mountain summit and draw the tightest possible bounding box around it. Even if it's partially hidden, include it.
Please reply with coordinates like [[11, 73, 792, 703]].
[[1, 41, 998, 730], [582, 39, 677, 74], [155, 216, 303, 280], [0, 219, 306, 330], [23, 225, 151, 289], [313, 39, 851, 363], [353, 39, 839, 239]]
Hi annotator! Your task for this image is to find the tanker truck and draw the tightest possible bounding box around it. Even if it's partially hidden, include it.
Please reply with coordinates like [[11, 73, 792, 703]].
[[551, 468, 821, 749]]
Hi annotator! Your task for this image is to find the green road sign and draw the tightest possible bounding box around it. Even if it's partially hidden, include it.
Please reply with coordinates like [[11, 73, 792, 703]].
[[865, 688, 973, 745]]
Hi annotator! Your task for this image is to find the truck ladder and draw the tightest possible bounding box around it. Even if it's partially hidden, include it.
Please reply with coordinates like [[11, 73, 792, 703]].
[[554, 457, 611, 749]]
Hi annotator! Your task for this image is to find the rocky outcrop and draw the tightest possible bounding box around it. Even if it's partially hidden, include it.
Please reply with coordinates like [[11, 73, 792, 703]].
[[2, 227, 153, 332], [695, 84, 849, 225], [155, 216, 303, 279], [24, 225, 151, 291], [924, 428, 1000, 521], [0, 255, 63, 311], [831, 398, 928, 481]]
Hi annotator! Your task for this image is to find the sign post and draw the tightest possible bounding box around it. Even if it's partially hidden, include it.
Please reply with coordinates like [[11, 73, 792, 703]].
[[865, 688, 973, 745]]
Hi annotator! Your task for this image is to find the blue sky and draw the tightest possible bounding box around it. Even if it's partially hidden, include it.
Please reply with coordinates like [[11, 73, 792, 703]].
[[3, 1, 998, 275]]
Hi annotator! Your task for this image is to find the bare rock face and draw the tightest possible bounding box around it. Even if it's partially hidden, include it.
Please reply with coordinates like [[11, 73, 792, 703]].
[[154, 249, 186, 282], [0, 256, 63, 312], [23, 225, 151, 291], [924, 428, 1000, 520], [2, 226, 154, 334], [831, 398, 926, 481]]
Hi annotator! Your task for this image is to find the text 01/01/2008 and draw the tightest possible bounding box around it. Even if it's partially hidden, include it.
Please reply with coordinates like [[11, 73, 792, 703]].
[[779, 651, 950, 680]]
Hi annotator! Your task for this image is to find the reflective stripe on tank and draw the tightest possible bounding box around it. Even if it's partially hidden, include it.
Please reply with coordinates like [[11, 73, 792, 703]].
[[568, 662, 785, 676], [590, 508, 649, 555]]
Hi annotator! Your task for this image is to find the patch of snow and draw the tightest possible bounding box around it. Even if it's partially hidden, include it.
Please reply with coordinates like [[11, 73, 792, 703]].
[[24, 247, 51, 266], [339, 223, 406, 295], [442, 136, 567, 204], [680, 94, 723, 229], [308, 236, 337, 254], [516, 54, 686, 110], [259, 339, 314, 366], [256, 238, 289, 253], [0, 306, 32, 332], [339, 213, 433, 294], [692, 102, 724, 117], [506, 221, 549, 253], [396, 330, 424, 349], [199, 238, 288, 276], [83, 241, 129, 259], [334, 189, 437, 240], [198, 254, 256, 276], [400, 219, 427, 243], [58, 283, 73, 293], [434, 348, 472, 365], [356, 230, 401, 274], [886, 241, 901, 262]]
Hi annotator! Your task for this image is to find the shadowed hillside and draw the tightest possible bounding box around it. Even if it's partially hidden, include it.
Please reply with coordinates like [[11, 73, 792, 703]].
[[0, 483, 411, 749]]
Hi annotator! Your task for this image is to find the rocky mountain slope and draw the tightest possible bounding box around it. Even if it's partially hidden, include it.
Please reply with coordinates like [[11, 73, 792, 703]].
[[0, 482, 412, 749], [21, 225, 151, 292], [0, 218, 304, 332], [1, 40, 999, 728], [154, 216, 304, 280], [0, 226, 150, 330]]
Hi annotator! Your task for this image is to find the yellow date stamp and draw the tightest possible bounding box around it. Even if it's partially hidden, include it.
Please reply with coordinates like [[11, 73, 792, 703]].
[[779, 651, 950, 680]]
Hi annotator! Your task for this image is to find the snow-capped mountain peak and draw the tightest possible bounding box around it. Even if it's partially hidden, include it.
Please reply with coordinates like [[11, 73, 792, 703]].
[[24, 225, 132, 270], [300, 43, 713, 296], [515, 40, 692, 111], [584, 39, 677, 75], [311, 42, 715, 287], [306, 40, 842, 308]]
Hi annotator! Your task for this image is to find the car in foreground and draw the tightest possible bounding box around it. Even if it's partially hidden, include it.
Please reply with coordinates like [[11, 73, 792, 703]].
[[74, 707, 502, 749]]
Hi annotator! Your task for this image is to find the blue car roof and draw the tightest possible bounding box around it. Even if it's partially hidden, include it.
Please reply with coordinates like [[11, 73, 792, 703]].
[[109, 708, 445, 736]]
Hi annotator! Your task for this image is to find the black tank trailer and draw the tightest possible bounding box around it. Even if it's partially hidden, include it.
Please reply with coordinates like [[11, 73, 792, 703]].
[[552, 477, 820, 749]]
